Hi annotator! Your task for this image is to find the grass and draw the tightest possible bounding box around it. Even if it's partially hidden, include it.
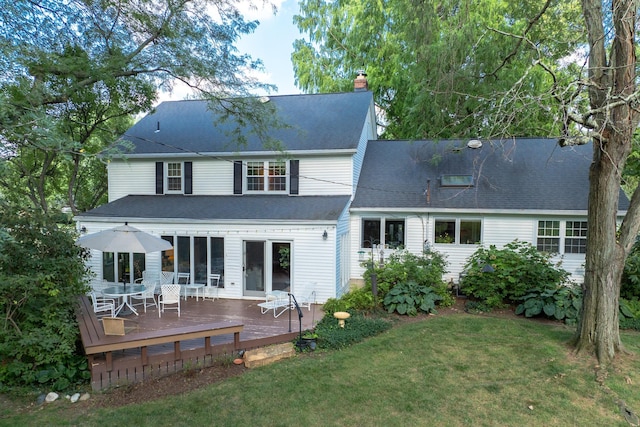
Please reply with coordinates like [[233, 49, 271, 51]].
[[3, 314, 640, 426]]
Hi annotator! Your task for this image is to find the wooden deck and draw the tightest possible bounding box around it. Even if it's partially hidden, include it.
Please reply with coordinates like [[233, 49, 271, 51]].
[[77, 295, 322, 390]]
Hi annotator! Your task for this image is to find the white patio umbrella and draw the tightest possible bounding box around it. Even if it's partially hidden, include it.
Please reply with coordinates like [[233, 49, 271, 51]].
[[76, 223, 172, 253]]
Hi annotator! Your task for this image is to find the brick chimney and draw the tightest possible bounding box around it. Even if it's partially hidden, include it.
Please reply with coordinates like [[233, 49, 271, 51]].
[[354, 70, 368, 91]]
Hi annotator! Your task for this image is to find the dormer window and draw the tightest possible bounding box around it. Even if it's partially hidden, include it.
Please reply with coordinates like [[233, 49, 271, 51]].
[[441, 175, 474, 187]]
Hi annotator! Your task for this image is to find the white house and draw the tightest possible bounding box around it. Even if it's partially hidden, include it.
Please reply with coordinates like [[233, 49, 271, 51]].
[[75, 77, 629, 303], [75, 88, 377, 303], [350, 138, 629, 284]]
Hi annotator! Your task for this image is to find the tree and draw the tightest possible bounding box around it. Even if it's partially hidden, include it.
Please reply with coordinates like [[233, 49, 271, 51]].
[[0, 207, 91, 390], [0, 0, 273, 214], [292, 0, 583, 139], [293, 0, 640, 364], [571, 0, 640, 363]]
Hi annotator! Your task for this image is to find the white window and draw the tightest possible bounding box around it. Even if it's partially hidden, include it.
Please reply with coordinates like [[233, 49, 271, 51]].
[[361, 218, 405, 249], [536, 220, 587, 254], [166, 162, 182, 192], [434, 218, 482, 245], [246, 161, 287, 192], [565, 221, 588, 254]]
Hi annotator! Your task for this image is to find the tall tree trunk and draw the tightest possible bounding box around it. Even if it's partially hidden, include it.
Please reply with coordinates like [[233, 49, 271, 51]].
[[575, 137, 627, 362], [575, 0, 640, 364]]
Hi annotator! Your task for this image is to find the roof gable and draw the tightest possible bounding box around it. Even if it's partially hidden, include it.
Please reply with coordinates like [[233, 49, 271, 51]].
[[119, 92, 374, 156], [352, 138, 630, 212]]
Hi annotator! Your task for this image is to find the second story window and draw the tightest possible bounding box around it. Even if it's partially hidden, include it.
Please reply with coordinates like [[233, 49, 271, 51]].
[[167, 162, 182, 192], [246, 161, 287, 192]]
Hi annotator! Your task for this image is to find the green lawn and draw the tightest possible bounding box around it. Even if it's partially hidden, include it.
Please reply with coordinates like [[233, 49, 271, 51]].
[[3, 314, 640, 426]]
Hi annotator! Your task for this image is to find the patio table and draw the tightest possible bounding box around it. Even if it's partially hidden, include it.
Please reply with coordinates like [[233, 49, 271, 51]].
[[183, 283, 205, 301], [103, 284, 146, 316]]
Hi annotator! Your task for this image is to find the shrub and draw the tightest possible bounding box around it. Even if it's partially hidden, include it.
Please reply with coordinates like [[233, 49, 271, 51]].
[[0, 209, 91, 391], [314, 311, 392, 350], [383, 281, 443, 315], [363, 248, 449, 302], [621, 239, 640, 300], [515, 285, 582, 325], [460, 240, 571, 309], [620, 298, 640, 330], [322, 286, 376, 315]]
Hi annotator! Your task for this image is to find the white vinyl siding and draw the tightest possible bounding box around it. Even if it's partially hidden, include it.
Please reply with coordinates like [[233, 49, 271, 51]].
[[108, 156, 353, 198], [349, 213, 587, 286], [79, 220, 338, 303], [298, 156, 353, 195], [192, 160, 233, 194], [108, 160, 157, 202]]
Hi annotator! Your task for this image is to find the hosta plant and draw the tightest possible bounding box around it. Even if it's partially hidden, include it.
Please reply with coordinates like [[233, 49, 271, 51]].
[[515, 284, 582, 325], [383, 281, 443, 315]]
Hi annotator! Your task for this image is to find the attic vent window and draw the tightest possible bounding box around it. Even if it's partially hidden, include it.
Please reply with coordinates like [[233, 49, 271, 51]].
[[441, 175, 474, 187]]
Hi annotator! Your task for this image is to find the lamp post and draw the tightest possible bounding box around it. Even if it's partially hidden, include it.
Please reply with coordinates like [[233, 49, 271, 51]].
[[364, 237, 379, 300]]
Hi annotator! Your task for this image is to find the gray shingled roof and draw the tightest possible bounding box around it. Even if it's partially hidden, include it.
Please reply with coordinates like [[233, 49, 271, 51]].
[[352, 138, 630, 212], [118, 92, 374, 156], [76, 195, 351, 222]]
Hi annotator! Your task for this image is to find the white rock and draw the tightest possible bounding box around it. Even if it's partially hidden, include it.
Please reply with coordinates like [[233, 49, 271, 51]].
[[79, 393, 90, 401], [70, 393, 80, 403], [45, 392, 59, 403]]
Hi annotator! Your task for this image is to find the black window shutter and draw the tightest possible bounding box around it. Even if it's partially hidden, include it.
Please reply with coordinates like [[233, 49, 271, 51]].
[[233, 161, 243, 195], [155, 162, 164, 194], [290, 160, 299, 195], [184, 161, 193, 194]]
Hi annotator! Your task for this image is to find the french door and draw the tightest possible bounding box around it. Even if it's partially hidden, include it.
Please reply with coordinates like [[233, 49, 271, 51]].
[[243, 240, 291, 297]]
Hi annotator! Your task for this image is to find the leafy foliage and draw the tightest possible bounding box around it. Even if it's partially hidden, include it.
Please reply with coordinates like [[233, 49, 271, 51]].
[[621, 238, 640, 300], [461, 240, 571, 309], [0, 207, 90, 391], [292, 0, 583, 139], [383, 281, 443, 316], [314, 311, 392, 350], [0, 0, 272, 215], [322, 286, 377, 314], [364, 248, 451, 306], [515, 285, 582, 325], [619, 298, 640, 331]]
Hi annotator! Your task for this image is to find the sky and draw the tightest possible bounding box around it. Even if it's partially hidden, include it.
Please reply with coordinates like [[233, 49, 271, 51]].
[[158, 0, 303, 102], [236, 0, 303, 96]]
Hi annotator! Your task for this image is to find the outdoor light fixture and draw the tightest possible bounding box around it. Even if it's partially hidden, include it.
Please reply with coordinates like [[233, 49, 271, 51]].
[[322, 230, 328, 240], [482, 264, 495, 273]]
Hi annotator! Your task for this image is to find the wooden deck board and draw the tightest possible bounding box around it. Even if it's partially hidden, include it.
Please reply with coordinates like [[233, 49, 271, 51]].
[[77, 294, 322, 390]]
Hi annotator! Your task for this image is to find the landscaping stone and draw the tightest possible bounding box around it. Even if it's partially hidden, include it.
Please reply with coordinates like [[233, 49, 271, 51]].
[[79, 393, 90, 401], [70, 393, 80, 403], [45, 392, 59, 403], [36, 394, 46, 405], [243, 342, 295, 368]]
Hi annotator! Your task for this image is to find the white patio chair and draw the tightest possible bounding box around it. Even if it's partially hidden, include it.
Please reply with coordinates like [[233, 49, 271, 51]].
[[160, 271, 174, 286], [158, 284, 181, 317], [176, 272, 191, 299], [90, 291, 115, 318], [130, 280, 158, 313], [293, 282, 317, 311], [258, 291, 291, 318], [134, 270, 153, 284], [204, 273, 221, 301], [176, 272, 190, 284]]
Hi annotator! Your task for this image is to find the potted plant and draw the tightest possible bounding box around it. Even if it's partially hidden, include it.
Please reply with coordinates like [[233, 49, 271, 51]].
[[297, 330, 318, 351]]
